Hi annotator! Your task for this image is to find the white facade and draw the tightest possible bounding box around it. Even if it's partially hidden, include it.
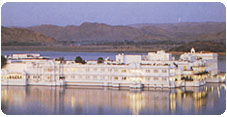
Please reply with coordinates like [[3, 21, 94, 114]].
[[1, 49, 225, 88], [147, 50, 174, 61], [9, 53, 41, 59], [180, 48, 218, 76], [116, 54, 142, 64]]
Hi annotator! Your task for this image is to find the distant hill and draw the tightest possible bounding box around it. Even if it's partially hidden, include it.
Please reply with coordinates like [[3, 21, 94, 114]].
[[170, 40, 226, 52], [1, 26, 57, 46], [28, 22, 143, 42], [28, 22, 226, 43], [1, 22, 225, 52], [130, 22, 226, 42], [130, 22, 225, 34]]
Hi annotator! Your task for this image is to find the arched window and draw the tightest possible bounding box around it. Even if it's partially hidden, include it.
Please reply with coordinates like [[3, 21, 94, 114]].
[[122, 77, 127, 80]]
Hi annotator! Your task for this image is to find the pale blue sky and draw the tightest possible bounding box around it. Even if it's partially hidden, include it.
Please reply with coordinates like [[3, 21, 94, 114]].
[[1, 2, 226, 27]]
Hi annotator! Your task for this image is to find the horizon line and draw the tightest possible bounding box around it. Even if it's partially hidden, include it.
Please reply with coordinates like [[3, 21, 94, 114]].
[[2, 21, 226, 28]]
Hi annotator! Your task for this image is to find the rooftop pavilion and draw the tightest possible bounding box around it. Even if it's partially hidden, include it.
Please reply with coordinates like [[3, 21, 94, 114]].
[[116, 50, 174, 64], [6, 53, 49, 60], [147, 50, 174, 61]]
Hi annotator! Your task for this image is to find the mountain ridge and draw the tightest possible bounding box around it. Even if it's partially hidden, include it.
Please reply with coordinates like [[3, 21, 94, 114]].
[[27, 22, 226, 42], [1, 26, 57, 46]]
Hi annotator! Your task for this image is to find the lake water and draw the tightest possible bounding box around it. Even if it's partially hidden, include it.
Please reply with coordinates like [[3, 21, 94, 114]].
[[1, 51, 226, 115]]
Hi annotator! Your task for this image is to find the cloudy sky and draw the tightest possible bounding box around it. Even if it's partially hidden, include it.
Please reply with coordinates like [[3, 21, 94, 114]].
[[1, 2, 226, 27]]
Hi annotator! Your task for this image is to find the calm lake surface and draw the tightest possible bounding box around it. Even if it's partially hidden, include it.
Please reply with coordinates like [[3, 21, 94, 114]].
[[1, 51, 226, 115]]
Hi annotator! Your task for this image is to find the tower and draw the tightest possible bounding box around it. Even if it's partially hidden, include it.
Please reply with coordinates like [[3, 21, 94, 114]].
[[191, 48, 195, 54]]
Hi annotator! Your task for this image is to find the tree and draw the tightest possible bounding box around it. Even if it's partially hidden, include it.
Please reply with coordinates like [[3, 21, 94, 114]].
[[56, 57, 65, 64], [75, 56, 86, 64], [56, 57, 64, 61], [59, 57, 64, 61], [97, 57, 104, 64], [1, 56, 7, 68]]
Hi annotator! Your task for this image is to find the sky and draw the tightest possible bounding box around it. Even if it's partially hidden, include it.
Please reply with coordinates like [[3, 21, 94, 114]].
[[1, 2, 226, 27]]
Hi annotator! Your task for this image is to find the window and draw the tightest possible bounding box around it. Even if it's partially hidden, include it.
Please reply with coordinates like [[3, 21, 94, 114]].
[[72, 68, 76, 72], [170, 69, 175, 74], [145, 69, 150, 73], [163, 77, 167, 81], [162, 69, 167, 73], [154, 77, 159, 80], [150, 77, 153, 80], [184, 66, 187, 71], [64, 68, 67, 72], [122, 77, 127, 80], [122, 69, 126, 72], [154, 69, 159, 73], [146, 77, 150, 81]]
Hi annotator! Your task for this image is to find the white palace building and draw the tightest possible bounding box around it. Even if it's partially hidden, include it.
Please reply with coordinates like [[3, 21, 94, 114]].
[[1, 48, 226, 88]]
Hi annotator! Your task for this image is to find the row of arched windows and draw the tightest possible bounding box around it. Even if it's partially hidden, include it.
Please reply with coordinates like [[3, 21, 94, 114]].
[[1, 75, 22, 79]]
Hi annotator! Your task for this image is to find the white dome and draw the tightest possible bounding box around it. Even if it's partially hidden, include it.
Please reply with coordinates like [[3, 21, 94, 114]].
[[191, 48, 195, 53]]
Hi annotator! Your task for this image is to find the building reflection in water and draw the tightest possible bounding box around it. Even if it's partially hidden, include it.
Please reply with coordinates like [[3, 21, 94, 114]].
[[1, 83, 226, 115]]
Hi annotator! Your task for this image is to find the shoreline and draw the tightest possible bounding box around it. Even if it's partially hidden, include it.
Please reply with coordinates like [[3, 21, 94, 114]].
[[1, 46, 226, 55]]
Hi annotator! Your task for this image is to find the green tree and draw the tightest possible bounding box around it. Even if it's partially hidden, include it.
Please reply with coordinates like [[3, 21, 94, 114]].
[[56, 57, 64, 61], [75, 56, 86, 64], [56, 57, 65, 64], [97, 57, 104, 64], [1, 56, 7, 68]]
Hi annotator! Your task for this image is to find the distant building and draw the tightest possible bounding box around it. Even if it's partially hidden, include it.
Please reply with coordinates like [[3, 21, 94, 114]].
[[147, 50, 174, 61]]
